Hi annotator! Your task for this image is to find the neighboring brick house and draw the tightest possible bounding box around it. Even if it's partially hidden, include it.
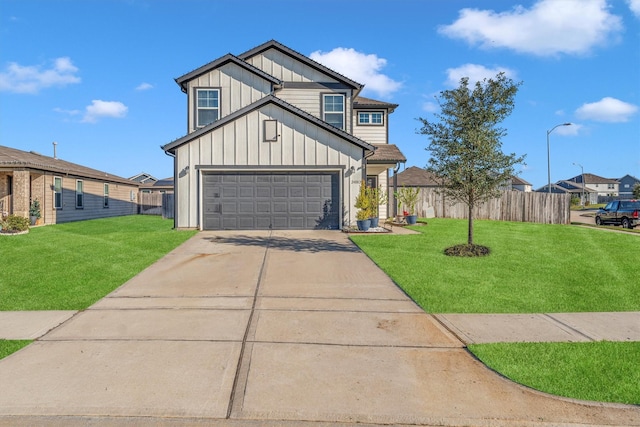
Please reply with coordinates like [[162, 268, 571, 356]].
[[162, 40, 406, 230], [0, 145, 139, 224]]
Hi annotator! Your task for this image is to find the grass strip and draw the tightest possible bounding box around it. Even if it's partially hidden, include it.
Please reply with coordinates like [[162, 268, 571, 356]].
[[0, 216, 196, 310], [351, 218, 640, 313], [0, 340, 32, 359], [468, 341, 640, 405]]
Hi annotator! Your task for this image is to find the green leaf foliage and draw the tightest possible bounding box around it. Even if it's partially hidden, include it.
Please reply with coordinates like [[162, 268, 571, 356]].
[[417, 73, 526, 244]]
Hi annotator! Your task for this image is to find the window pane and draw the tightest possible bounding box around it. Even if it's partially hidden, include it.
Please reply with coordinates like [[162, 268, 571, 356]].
[[359, 113, 369, 124], [372, 113, 382, 123], [325, 113, 344, 129], [197, 90, 218, 107], [198, 109, 218, 127]]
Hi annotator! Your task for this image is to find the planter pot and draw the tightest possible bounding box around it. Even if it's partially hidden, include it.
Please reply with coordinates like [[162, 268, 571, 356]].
[[30, 216, 37, 226], [356, 219, 371, 231], [369, 217, 379, 228], [405, 214, 418, 225]]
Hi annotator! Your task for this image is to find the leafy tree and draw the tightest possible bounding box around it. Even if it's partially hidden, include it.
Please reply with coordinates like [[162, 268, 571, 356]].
[[417, 73, 525, 253], [633, 183, 640, 199]]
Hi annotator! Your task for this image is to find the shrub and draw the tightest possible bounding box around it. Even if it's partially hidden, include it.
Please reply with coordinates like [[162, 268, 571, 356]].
[[570, 196, 580, 206], [1, 215, 30, 232]]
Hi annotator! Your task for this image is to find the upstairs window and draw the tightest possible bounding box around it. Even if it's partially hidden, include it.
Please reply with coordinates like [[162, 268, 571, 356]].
[[358, 112, 383, 125], [323, 94, 345, 130], [196, 89, 220, 127]]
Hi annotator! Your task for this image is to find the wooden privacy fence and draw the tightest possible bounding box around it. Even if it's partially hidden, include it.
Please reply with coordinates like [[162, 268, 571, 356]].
[[138, 192, 174, 219], [411, 188, 571, 224]]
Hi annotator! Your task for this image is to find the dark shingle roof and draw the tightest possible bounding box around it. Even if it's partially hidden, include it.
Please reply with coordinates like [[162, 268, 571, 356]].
[[510, 176, 532, 186], [569, 173, 619, 184], [0, 145, 135, 185], [353, 96, 398, 113], [175, 53, 281, 93], [394, 166, 441, 187], [367, 144, 406, 163]]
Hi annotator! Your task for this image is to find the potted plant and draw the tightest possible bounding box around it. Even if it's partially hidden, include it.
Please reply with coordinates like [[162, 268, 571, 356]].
[[368, 185, 388, 228], [397, 187, 420, 225], [29, 199, 41, 226], [354, 181, 372, 231]]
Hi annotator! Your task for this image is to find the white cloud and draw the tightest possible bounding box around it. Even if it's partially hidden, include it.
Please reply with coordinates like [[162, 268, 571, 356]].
[[136, 82, 153, 91], [309, 47, 401, 98], [0, 57, 80, 94], [628, 0, 640, 17], [439, 0, 622, 56], [53, 107, 81, 116], [575, 97, 638, 122], [445, 64, 516, 88], [82, 100, 128, 123]]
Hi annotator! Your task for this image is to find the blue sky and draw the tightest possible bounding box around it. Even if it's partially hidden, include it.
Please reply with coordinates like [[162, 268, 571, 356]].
[[1, 0, 639, 189]]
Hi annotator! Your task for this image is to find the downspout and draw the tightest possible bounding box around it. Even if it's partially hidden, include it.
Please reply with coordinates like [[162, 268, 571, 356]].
[[392, 162, 401, 218], [163, 149, 177, 229]]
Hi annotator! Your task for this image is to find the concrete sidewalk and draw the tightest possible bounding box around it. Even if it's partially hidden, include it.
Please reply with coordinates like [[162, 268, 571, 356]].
[[4, 310, 639, 343], [0, 230, 638, 426]]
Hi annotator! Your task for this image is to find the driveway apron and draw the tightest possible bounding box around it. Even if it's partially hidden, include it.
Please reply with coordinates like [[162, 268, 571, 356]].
[[0, 230, 638, 426]]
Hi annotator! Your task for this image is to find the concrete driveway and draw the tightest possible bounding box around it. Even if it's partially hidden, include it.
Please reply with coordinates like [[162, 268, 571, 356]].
[[0, 231, 638, 426]]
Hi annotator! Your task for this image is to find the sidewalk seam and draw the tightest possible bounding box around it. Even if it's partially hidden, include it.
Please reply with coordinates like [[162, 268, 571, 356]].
[[226, 230, 272, 419]]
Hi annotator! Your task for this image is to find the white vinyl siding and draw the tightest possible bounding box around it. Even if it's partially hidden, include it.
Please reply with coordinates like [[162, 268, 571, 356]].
[[244, 48, 340, 83]]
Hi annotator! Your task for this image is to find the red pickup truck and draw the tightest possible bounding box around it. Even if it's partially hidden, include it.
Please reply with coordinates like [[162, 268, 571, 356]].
[[595, 200, 640, 229]]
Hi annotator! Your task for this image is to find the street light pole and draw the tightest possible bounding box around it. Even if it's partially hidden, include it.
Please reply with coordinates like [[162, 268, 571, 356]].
[[573, 162, 584, 206], [547, 123, 572, 194]]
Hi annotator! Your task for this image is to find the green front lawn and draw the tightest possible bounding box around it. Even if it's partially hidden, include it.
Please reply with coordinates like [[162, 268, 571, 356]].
[[0, 215, 196, 311], [469, 341, 640, 405], [0, 340, 31, 359], [351, 218, 639, 313], [351, 218, 640, 405]]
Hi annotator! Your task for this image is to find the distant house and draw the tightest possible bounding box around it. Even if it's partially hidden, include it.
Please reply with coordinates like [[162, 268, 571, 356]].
[[394, 166, 441, 188], [510, 176, 532, 192], [130, 173, 174, 194], [555, 180, 598, 204], [567, 173, 619, 198], [0, 145, 139, 224], [618, 174, 640, 199]]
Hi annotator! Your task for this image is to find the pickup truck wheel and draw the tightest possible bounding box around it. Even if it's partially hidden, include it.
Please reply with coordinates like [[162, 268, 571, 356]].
[[621, 218, 630, 229], [595, 216, 602, 226]]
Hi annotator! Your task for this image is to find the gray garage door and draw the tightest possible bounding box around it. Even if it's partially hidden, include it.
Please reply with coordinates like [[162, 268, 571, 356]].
[[203, 172, 339, 230]]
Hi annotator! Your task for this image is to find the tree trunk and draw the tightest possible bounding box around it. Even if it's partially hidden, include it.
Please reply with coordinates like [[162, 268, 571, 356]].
[[467, 204, 474, 245]]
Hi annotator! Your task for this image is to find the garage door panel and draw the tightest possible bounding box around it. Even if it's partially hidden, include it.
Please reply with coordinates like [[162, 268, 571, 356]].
[[203, 172, 339, 230]]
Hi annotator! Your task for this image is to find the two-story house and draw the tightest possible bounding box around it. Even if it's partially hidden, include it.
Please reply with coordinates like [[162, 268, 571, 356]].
[[567, 173, 619, 198], [162, 40, 405, 230]]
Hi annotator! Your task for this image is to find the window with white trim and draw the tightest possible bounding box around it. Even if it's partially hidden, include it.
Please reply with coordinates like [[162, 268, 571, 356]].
[[53, 176, 62, 209], [323, 94, 345, 130], [76, 180, 84, 209], [103, 184, 109, 208], [196, 89, 220, 127], [358, 111, 383, 125]]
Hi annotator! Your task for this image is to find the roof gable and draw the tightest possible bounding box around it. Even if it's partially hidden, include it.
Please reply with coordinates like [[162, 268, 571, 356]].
[[238, 40, 363, 91], [0, 145, 134, 185], [175, 53, 281, 92], [162, 94, 374, 153]]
